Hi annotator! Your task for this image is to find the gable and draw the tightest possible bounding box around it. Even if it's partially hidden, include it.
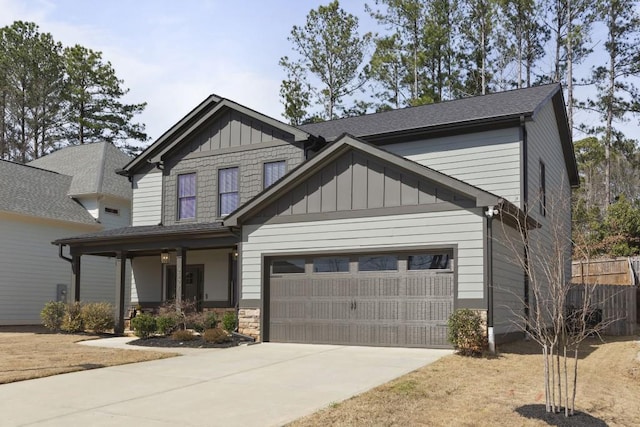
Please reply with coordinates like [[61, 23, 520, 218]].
[[251, 148, 475, 223], [173, 109, 297, 159]]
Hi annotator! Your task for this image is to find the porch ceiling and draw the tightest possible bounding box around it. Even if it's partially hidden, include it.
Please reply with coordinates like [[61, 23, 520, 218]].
[[52, 222, 239, 256]]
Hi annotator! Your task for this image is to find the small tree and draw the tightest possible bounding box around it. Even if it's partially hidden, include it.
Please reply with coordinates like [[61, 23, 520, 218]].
[[497, 189, 614, 417]]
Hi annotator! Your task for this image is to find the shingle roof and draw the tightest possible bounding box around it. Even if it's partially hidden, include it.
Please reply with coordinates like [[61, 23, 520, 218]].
[[53, 222, 230, 244], [0, 160, 98, 225], [28, 142, 132, 200], [300, 84, 561, 141]]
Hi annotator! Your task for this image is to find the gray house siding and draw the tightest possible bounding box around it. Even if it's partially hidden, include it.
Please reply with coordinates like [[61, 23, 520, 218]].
[[156, 110, 306, 225], [384, 128, 522, 206], [525, 100, 573, 290], [173, 109, 296, 158], [163, 144, 304, 225], [254, 149, 474, 222]]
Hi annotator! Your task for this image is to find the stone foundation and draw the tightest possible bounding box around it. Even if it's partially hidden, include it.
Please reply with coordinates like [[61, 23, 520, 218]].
[[238, 308, 261, 341]]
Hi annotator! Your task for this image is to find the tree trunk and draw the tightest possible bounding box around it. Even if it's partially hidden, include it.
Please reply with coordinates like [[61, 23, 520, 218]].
[[544, 344, 551, 412], [604, 1, 615, 208], [564, 345, 569, 417], [572, 346, 578, 416], [566, 0, 574, 136]]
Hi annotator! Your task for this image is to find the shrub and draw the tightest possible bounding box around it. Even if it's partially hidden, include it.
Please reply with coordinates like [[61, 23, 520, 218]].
[[41, 301, 66, 332], [156, 315, 178, 336], [204, 312, 218, 329], [447, 309, 487, 357], [171, 329, 196, 341], [221, 311, 237, 332], [61, 302, 84, 333], [203, 328, 231, 344], [186, 311, 207, 332], [81, 302, 115, 333], [130, 313, 157, 339]]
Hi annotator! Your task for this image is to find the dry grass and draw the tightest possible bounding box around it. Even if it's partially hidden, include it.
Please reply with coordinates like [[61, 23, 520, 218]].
[[0, 326, 175, 384], [290, 337, 640, 427]]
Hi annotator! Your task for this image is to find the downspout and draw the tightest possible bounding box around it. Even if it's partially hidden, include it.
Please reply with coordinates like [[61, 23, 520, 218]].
[[485, 206, 498, 354], [58, 244, 72, 263], [520, 114, 531, 339]]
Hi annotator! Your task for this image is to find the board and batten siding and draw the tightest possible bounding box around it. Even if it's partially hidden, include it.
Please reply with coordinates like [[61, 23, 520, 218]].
[[525, 101, 573, 288], [384, 128, 522, 206], [241, 210, 485, 301], [132, 171, 162, 226]]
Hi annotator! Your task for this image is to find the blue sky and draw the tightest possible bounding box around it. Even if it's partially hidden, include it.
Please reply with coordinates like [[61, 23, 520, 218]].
[[0, 0, 375, 141], [1, 0, 637, 144]]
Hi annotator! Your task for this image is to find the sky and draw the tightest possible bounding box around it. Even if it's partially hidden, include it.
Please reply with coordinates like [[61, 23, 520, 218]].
[[1, 0, 637, 145], [0, 0, 376, 143]]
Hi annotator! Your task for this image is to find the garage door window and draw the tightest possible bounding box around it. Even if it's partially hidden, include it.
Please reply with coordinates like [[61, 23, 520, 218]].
[[272, 259, 305, 274], [358, 255, 398, 271], [313, 257, 349, 273], [408, 254, 451, 270]]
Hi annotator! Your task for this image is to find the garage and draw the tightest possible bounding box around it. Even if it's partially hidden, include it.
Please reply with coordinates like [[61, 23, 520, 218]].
[[266, 251, 455, 348]]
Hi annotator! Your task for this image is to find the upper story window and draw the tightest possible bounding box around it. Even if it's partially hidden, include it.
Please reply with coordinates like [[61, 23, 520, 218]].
[[264, 161, 286, 188], [219, 167, 239, 216], [539, 161, 546, 216], [178, 173, 196, 220]]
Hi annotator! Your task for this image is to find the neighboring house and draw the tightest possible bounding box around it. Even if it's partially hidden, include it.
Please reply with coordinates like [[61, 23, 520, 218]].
[[0, 142, 132, 325], [54, 84, 579, 349]]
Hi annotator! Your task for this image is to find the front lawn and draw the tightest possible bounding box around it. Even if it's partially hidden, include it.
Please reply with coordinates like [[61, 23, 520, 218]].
[[0, 326, 175, 384], [290, 337, 640, 426]]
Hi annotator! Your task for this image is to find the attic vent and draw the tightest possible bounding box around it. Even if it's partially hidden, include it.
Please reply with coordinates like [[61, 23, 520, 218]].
[[104, 207, 120, 215]]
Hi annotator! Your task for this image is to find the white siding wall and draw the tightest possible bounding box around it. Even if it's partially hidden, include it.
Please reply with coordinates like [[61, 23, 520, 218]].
[[98, 196, 131, 229], [492, 222, 526, 335], [0, 214, 127, 324], [385, 128, 522, 205], [131, 249, 231, 304], [188, 249, 231, 302], [131, 257, 161, 303], [132, 172, 162, 226], [76, 197, 99, 219], [242, 210, 485, 301]]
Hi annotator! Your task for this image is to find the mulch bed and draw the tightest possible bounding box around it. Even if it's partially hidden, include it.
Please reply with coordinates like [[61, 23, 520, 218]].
[[127, 334, 253, 349]]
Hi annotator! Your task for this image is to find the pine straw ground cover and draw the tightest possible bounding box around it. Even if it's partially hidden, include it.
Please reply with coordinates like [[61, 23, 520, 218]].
[[0, 326, 175, 384], [290, 337, 640, 427]]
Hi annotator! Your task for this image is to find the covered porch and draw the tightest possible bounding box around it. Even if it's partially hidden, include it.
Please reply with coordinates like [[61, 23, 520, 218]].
[[53, 222, 239, 334]]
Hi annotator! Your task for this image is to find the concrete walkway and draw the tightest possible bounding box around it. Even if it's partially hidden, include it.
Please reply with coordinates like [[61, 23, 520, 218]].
[[0, 340, 451, 427]]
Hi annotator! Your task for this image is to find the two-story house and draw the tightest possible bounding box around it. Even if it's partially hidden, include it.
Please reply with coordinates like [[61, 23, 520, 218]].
[[0, 142, 132, 325], [54, 84, 578, 349]]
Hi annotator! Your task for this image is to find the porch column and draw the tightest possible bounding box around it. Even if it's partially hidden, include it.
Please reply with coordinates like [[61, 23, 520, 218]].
[[114, 251, 127, 334], [176, 247, 186, 311], [71, 255, 81, 302]]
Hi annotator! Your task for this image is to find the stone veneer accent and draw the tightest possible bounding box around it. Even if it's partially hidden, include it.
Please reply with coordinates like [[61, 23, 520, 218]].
[[238, 308, 260, 340]]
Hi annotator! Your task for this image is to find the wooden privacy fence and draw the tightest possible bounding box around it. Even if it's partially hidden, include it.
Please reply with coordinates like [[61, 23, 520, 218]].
[[571, 258, 634, 286], [566, 285, 637, 336]]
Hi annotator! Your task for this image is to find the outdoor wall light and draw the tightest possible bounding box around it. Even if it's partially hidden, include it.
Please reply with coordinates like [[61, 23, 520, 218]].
[[160, 251, 170, 264]]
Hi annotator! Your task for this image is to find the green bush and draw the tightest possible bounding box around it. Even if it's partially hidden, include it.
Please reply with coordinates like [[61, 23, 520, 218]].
[[81, 302, 114, 333], [221, 311, 237, 332], [156, 315, 178, 336], [41, 301, 66, 332], [61, 302, 84, 333], [202, 328, 231, 344], [130, 313, 157, 339], [447, 309, 487, 356], [171, 329, 196, 341], [204, 312, 218, 329]]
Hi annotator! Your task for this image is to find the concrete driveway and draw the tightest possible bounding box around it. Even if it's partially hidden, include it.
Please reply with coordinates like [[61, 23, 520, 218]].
[[0, 341, 451, 426]]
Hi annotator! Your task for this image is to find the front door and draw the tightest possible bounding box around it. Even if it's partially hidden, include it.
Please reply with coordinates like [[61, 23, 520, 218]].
[[167, 265, 204, 310]]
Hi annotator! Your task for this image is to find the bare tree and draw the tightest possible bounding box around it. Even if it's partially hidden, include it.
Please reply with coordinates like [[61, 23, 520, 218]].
[[495, 191, 615, 417]]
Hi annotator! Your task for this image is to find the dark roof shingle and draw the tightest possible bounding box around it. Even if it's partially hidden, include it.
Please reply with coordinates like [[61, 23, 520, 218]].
[[300, 84, 561, 140], [0, 160, 98, 225]]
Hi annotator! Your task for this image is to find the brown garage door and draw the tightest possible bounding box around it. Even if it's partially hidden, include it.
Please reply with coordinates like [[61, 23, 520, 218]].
[[267, 252, 454, 348]]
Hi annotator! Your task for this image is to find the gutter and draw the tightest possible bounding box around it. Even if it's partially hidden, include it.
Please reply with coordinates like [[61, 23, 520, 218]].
[[58, 244, 72, 263]]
